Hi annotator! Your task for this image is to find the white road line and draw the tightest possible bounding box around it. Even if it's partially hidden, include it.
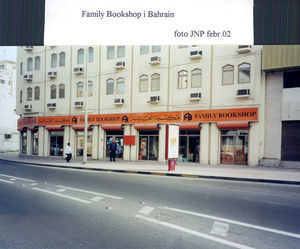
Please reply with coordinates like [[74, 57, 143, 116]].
[[135, 214, 254, 249], [161, 206, 300, 239], [56, 185, 123, 200], [0, 173, 35, 182], [33, 187, 91, 204], [90, 196, 104, 201], [30, 183, 38, 186], [211, 221, 229, 237], [0, 178, 15, 184], [138, 206, 155, 215], [56, 188, 66, 193], [9, 178, 16, 181]]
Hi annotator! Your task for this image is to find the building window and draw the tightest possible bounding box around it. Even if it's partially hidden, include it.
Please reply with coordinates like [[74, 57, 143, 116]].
[[88, 81, 93, 96], [283, 70, 300, 88], [77, 82, 84, 97], [59, 52, 65, 67], [20, 62, 23, 75], [191, 68, 202, 88], [178, 70, 188, 89], [107, 46, 115, 59], [238, 63, 250, 83], [20, 90, 23, 103], [51, 53, 57, 68], [34, 86, 40, 100], [116, 77, 125, 94], [178, 45, 189, 49], [0, 64, 4, 69], [27, 87, 32, 101], [59, 84, 65, 98], [106, 79, 114, 95], [152, 46, 161, 53], [222, 65, 234, 85], [27, 57, 33, 71], [77, 49, 84, 64], [34, 56, 40, 70], [117, 46, 125, 58], [139, 74, 148, 92], [151, 73, 160, 91], [140, 46, 149, 55], [50, 85, 56, 99], [0, 79, 4, 84], [88, 47, 94, 63]]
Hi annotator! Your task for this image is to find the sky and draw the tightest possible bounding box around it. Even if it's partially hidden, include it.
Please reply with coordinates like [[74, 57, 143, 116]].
[[0, 47, 17, 61]]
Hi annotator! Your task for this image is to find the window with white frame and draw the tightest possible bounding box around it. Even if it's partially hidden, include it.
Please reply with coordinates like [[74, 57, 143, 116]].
[[50, 85, 56, 99], [35, 56, 40, 70], [238, 63, 251, 83], [191, 68, 202, 88], [152, 46, 161, 53], [140, 46, 149, 55], [77, 82, 83, 97], [51, 53, 57, 68], [88, 47, 94, 63], [27, 87, 32, 101], [59, 84, 65, 98], [27, 57, 33, 71], [117, 46, 125, 58], [106, 78, 114, 95], [116, 77, 125, 94], [107, 46, 115, 59], [151, 73, 160, 91], [59, 52, 65, 66], [34, 86, 40, 100], [222, 65, 234, 85], [88, 81, 93, 96], [178, 70, 188, 89], [77, 49, 84, 64], [139, 74, 148, 92]]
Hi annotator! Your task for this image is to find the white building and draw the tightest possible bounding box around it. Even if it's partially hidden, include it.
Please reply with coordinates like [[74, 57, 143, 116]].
[[16, 45, 264, 166], [0, 60, 19, 152]]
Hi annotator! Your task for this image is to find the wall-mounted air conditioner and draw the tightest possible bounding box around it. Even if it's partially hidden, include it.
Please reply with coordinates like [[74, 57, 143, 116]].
[[24, 46, 33, 51], [48, 71, 57, 78], [74, 101, 84, 108], [148, 96, 160, 103], [149, 56, 161, 65], [114, 98, 124, 105], [23, 74, 33, 81], [237, 45, 252, 53], [189, 50, 202, 59], [189, 92, 201, 100], [24, 104, 32, 111], [47, 103, 56, 109], [115, 61, 125, 69], [73, 67, 84, 74], [236, 89, 250, 97]]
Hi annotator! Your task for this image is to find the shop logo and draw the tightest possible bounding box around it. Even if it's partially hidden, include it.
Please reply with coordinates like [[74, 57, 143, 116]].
[[72, 117, 78, 124], [184, 113, 193, 121], [122, 115, 129, 123]]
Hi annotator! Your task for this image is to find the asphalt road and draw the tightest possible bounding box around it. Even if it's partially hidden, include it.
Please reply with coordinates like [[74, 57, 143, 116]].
[[0, 160, 300, 249]]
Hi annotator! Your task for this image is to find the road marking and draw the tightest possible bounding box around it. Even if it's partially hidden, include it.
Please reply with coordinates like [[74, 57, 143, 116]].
[[56, 185, 123, 200], [9, 178, 16, 181], [161, 206, 300, 239], [211, 221, 229, 237], [30, 183, 38, 186], [56, 188, 66, 193], [90, 196, 104, 201], [0, 173, 35, 182], [0, 178, 15, 184], [138, 206, 155, 215], [135, 214, 254, 249], [33, 187, 91, 204]]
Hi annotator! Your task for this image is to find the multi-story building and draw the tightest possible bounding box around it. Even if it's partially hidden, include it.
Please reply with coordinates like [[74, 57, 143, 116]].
[[16, 45, 264, 166], [0, 60, 19, 152]]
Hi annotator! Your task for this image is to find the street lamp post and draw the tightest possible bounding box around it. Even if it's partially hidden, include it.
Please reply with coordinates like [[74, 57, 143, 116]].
[[83, 47, 88, 164]]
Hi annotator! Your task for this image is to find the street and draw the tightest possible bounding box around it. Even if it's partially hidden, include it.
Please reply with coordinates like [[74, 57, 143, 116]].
[[0, 160, 300, 249]]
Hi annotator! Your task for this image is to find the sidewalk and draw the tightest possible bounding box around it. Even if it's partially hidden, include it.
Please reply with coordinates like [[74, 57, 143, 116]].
[[1, 152, 300, 185]]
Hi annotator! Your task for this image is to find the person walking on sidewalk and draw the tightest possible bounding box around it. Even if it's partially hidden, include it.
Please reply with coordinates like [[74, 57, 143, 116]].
[[109, 138, 117, 162], [65, 143, 72, 163]]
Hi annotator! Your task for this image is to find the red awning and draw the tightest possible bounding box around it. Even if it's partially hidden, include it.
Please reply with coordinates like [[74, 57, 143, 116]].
[[179, 123, 200, 130], [217, 121, 249, 129], [72, 125, 92, 131], [134, 124, 159, 130], [28, 126, 38, 131], [17, 127, 24, 132], [45, 125, 64, 131], [101, 124, 124, 130]]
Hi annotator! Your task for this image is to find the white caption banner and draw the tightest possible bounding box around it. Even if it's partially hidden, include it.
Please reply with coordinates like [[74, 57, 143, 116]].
[[44, 0, 253, 45]]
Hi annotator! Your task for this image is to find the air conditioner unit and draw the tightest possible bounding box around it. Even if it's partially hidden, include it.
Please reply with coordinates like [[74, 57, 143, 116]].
[[4, 134, 12, 139], [73, 67, 84, 74], [148, 96, 160, 103], [74, 101, 84, 108], [48, 71, 57, 78], [115, 61, 125, 69], [24, 104, 32, 111], [23, 74, 33, 81], [47, 103, 56, 109], [189, 50, 202, 59], [189, 92, 201, 100], [149, 56, 161, 65], [24, 46, 33, 51], [237, 45, 252, 53], [236, 89, 250, 97], [114, 98, 124, 105]]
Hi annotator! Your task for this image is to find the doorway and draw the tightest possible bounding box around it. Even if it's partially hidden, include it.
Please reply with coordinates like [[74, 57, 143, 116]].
[[179, 130, 200, 162], [49, 131, 64, 156], [139, 131, 159, 161]]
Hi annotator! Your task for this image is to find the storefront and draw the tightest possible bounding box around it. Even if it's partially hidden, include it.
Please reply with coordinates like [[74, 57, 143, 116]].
[[179, 124, 200, 163], [102, 125, 124, 159], [31, 127, 38, 155], [20, 130, 27, 154], [45, 126, 64, 156], [75, 131, 92, 156]]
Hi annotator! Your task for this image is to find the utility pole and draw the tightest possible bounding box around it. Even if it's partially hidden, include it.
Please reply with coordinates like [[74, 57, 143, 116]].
[[83, 47, 88, 164]]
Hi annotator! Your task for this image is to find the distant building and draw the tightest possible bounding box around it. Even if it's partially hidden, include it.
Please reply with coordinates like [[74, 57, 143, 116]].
[[16, 45, 264, 166], [0, 60, 19, 152]]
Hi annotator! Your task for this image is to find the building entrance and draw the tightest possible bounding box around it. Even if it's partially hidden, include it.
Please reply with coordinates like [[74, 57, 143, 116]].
[[76, 131, 92, 156], [139, 131, 159, 161], [50, 131, 64, 156], [106, 131, 124, 158], [179, 130, 200, 162]]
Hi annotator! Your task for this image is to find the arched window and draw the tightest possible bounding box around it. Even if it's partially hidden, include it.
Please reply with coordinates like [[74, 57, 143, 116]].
[[51, 53, 57, 68], [50, 85, 56, 99], [139, 74, 148, 92], [238, 63, 251, 83], [34, 56, 40, 70], [106, 79, 114, 95], [34, 86, 40, 100], [59, 52, 65, 67], [27, 87, 32, 101], [77, 49, 84, 64], [88, 81, 93, 96], [151, 73, 160, 91], [77, 82, 84, 97], [59, 84, 65, 98], [222, 65, 234, 85], [191, 68, 202, 88], [88, 47, 94, 63], [117, 77, 125, 94], [178, 70, 188, 89], [27, 57, 33, 71]]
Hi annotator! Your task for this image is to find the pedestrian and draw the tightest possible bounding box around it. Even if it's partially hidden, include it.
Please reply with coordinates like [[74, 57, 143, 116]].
[[193, 143, 200, 162], [65, 143, 72, 162], [109, 138, 117, 162]]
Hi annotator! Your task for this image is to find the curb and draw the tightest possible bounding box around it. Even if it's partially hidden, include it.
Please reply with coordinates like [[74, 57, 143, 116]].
[[1, 158, 300, 186]]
